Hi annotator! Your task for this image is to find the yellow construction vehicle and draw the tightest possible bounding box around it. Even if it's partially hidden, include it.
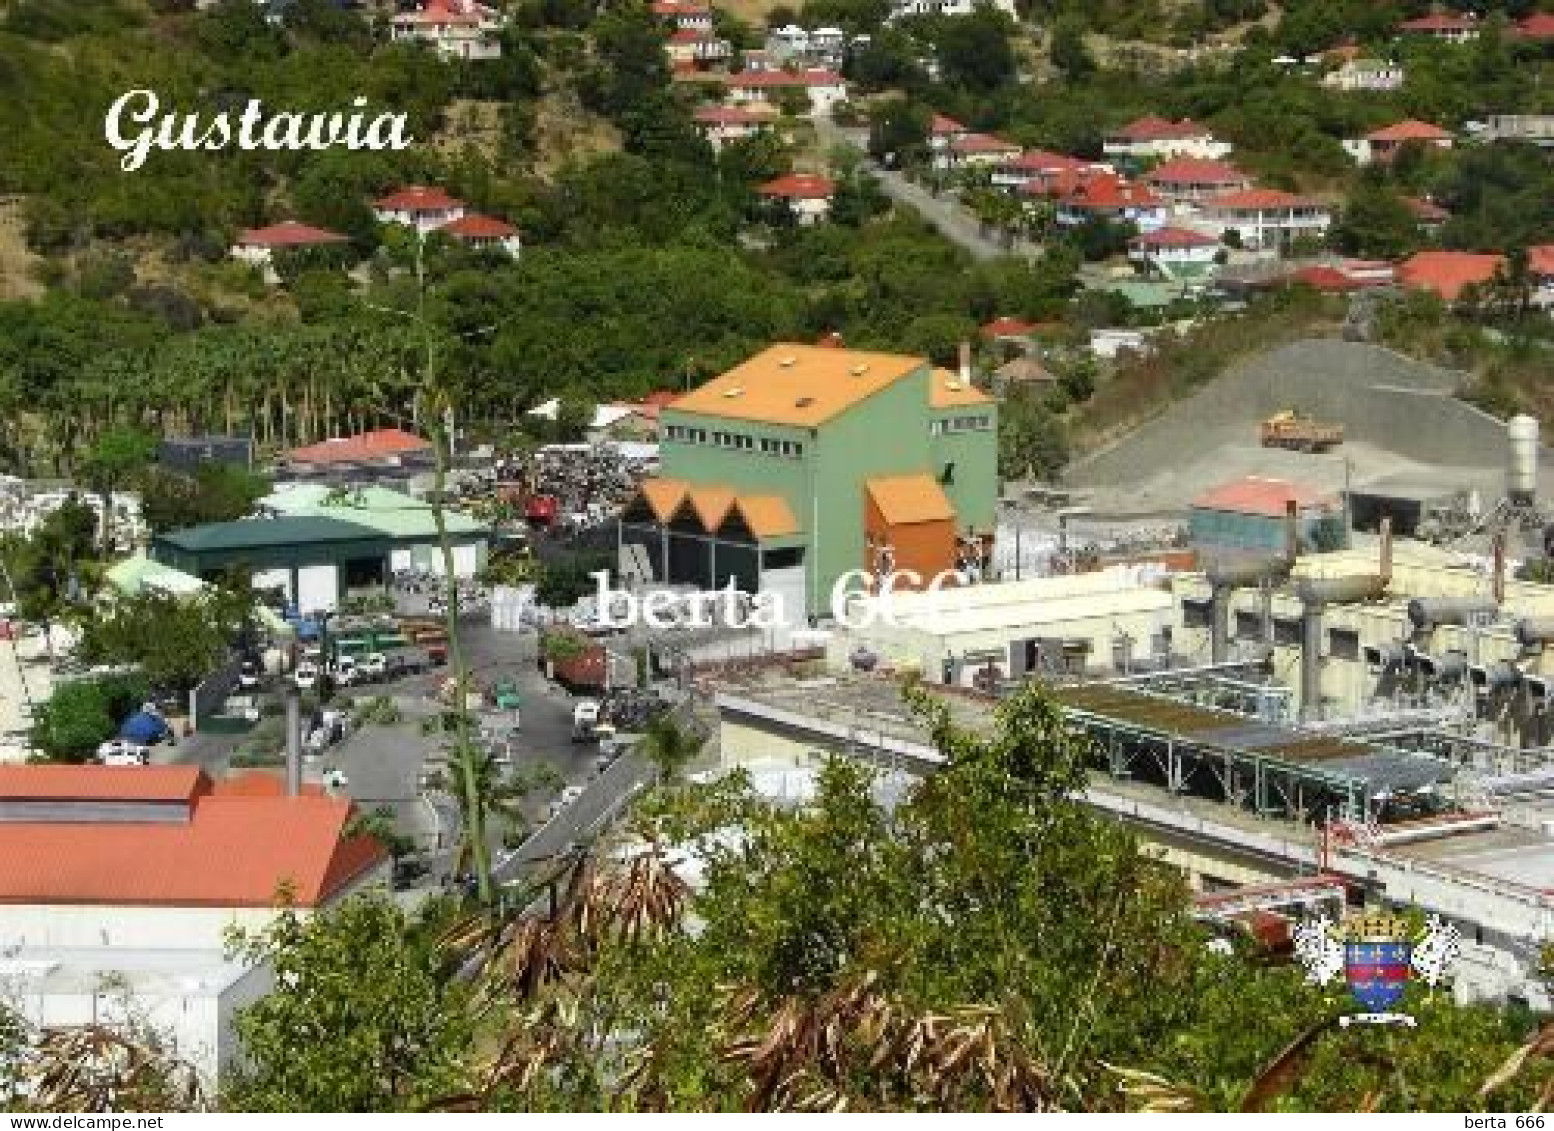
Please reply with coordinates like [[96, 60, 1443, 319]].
[[1260, 410, 1344, 453]]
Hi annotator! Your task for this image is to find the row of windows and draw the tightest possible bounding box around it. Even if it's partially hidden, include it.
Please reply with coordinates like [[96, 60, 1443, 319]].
[[664, 424, 804, 458], [930, 414, 993, 435]]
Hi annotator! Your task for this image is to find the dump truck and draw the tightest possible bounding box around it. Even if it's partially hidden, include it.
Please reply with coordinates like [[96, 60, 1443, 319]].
[[1260, 410, 1344, 453]]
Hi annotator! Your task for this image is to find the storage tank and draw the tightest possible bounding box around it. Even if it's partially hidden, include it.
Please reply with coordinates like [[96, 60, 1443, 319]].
[[1508, 414, 1539, 505]]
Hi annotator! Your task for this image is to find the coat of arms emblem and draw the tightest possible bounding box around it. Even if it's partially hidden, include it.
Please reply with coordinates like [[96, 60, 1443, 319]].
[[1293, 913, 1462, 1026]]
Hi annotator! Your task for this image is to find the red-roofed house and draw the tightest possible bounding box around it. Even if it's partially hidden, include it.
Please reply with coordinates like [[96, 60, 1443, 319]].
[[286, 427, 434, 467], [231, 221, 349, 279], [440, 213, 521, 258], [693, 103, 778, 149], [651, 0, 713, 31], [1055, 176, 1168, 232], [1404, 196, 1451, 233], [0, 766, 389, 1085], [990, 150, 1108, 191], [390, 0, 502, 59], [1343, 120, 1453, 166], [1514, 12, 1554, 39], [935, 131, 1021, 172], [665, 25, 731, 70], [759, 173, 837, 224], [1398, 12, 1479, 42], [1145, 156, 1253, 204], [929, 113, 967, 150], [1397, 250, 1505, 303], [1128, 226, 1221, 277], [1197, 189, 1332, 253], [373, 185, 466, 233], [726, 69, 848, 116], [1103, 116, 1232, 163], [1527, 245, 1554, 310]]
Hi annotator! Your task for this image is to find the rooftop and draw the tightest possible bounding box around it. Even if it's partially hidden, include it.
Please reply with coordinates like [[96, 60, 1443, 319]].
[[728, 68, 844, 88], [627, 479, 799, 537], [1397, 250, 1505, 302], [235, 220, 349, 248], [373, 185, 464, 212], [1366, 119, 1453, 143], [758, 173, 836, 199], [1109, 116, 1213, 143], [665, 343, 927, 428], [440, 213, 518, 239], [928, 368, 995, 409], [261, 483, 486, 539], [866, 473, 955, 526], [1145, 156, 1249, 185], [950, 132, 1019, 154], [1133, 226, 1220, 249], [1192, 475, 1334, 517], [287, 427, 432, 465], [1206, 188, 1324, 211], [154, 515, 387, 554]]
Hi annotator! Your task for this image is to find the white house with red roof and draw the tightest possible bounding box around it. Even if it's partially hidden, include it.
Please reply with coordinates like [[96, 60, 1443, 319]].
[[1103, 117, 1232, 163], [0, 766, 389, 1086], [231, 220, 349, 280], [373, 185, 466, 233], [1321, 55, 1405, 92], [1196, 188, 1332, 252], [1343, 119, 1453, 166], [1054, 176, 1168, 233], [934, 131, 1021, 172], [667, 26, 732, 70], [888, 0, 1014, 19], [759, 173, 837, 224], [1144, 156, 1252, 205], [1397, 12, 1479, 42], [693, 103, 778, 149], [990, 150, 1108, 192], [651, 0, 713, 30], [1129, 226, 1221, 278], [440, 213, 521, 258], [726, 68, 848, 115], [928, 113, 968, 156], [390, 0, 503, 60]]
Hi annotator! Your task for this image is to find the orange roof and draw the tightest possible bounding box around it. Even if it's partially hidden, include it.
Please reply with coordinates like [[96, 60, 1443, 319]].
[[950, 132, 1019, 154], [1192, 476, 1332, 518], [867, 474, 956, 526], [930, 369, 995, 409], [1516, 13, 1554, 37], [1146, 156, 1248, 187], [441, 213, 517, 239], [1207, 188, 1322, 211], [685, 486, 737, 529], [667, 344, 926, 427], [731, 495, 799, 538], [288, 428, 431, 464], [1366, 119, 1452, 143], [930, 113, 965, 135], [637, 478, 690, 521], [1404, 196, 1450, 223], [1133, 226, 1219, 249], [758, 173, 836, 200], [0, 765, 205, 803], [374, 185, 463, 212], [1060, 176, 1163, 210], [1110, 116, 1212, 142], [1529, 246, 1554, 278], [1399, 13, 1475, 31], [981, 316, 1036, 338], [729, 68, 844, 88], [1290, 265, 1366, 293], [1397, 251, 1504, 302], [0, 768, 385, 908]]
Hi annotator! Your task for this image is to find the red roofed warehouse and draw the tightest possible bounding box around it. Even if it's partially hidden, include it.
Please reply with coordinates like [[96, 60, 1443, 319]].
[[1190, 476, 1340, 554], [285, 427, 433, 468], [0, 766, 389, 1086], [1344, 120, 1453, 166], [1397, 250, 1506, 303], [759, 173, 837, 224]]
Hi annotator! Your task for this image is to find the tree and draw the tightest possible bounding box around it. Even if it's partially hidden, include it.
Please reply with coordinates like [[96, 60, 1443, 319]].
[[1049, 16, 1096, 78], [1331, 184, 1422, 260], [226, 896, 475, 1112], [80, 590, 244, 694], [936, 9, 1017, 93], [639, 713, 705, 782], [80, 425, 156, 552], [138, 464, 269, 534], [30, 673, 148, 763], [866, 98, 930, 165]]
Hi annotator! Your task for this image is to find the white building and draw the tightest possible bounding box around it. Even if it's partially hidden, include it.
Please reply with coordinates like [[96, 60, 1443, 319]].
[[935, 132, 1021, 172], [390, 0, 503, 60], [1054, 176, 1169, 234], [439, 213, 521, 258], [373, 185, 466, 234], [1322, 58, 1405, 92], [725, 68, 848, 116], [1129, 226, 1221, 278], [1196, 189, 1332, 253], [888, 0, 1015, 19], [692, 104, 779, 150], [230, 221, 349, 281], [1103, 116, 1232, 164], [758, 173, 836, 225], [0, 766, 389, 1088]]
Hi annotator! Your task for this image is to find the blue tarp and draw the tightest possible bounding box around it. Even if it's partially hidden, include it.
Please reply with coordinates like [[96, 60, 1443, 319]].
[[119, 710, 170, 744]]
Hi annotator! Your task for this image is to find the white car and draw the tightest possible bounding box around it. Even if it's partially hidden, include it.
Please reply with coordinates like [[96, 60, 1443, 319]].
[[97, 739, 149, 766], [332, 656, 359, 686], [546, 784, 586, 821], [293, 662, 319, 691], [237, 660, 261, 689], [362, 652, 388, 681]]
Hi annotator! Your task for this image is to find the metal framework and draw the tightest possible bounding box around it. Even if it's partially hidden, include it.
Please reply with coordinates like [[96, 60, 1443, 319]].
[[1364, 728, 1554, 776]]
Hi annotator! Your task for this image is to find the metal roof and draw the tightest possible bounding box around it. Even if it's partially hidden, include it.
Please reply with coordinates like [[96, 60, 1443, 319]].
[[261, 484, 486, 540], [155, 516, 385, 553]]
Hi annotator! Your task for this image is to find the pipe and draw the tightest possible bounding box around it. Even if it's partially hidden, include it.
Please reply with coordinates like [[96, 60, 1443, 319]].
[[1416, 650, 1467, 681], [1407, 596, 1499, 631], [1284, 499, 1299, 566], [1378, 515, 1392, 586], [1493, 533, 1506, 606], [958, 340, 972, 384], [1470, 660, 1521, 692], [285, 690, 302, 798], [1300, 599, 1323, 720], [1364, 640, 1408, 669], [1515, 617, 1554, 647], [1205, 556, 1292, 588], [1210, 587, 1230, 663], [1297, 574, 1386, 606]]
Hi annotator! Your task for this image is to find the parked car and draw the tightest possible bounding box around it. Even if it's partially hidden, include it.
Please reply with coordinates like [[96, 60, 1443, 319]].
[[362, 652, 389, 681], [237, 659, 261, 690], [97, 738, 149, 766], [546, 784, 587, 822], [294, 662, 319, 691], [571, 699, 601, 741], [332, 656, 359, 687]]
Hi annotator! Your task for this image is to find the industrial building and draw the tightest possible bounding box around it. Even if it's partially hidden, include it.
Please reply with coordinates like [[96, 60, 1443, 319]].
[[619, 344, 998, 620], [1190, 476, 1343, 555], [259, 483, 488, 577]]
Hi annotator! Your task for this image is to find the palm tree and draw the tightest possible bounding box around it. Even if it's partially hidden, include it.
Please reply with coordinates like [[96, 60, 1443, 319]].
[[637, 713, 705, 782]]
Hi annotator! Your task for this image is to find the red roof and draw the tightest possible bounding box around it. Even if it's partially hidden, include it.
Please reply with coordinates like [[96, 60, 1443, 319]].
[[374, 185, 464, 212], [1398, 13, 1476, 32], [1290, 265, 1366, 293], [930, 113, 966, 136], [393, 0, 491, 25], [980, 317, 1036, 338], [759, 173, 836, 199], [1397, 251, 1505, 302], [1529, 245, 1554, 278], [1193, 476, 1333, 517], [1110, 116, 1212, 142], [950, 132, 1019, 155], [236, 220, 349, 249], [651, 0, 709, 13], [1146, 156, 1249, 187], [1001, 150, 1093, 174], [1404, 196, 1450, 223], [1207, 188, 1322, 211], [0, 768, 385, 908], [729, 68, 844, 88], [669, 26, 718, 41], [441, 213, 517, 239], [1060, 176, 1163, 210], [1133, 226, 1218, 249], [1516, 13, 1554, 37], [288, 427, 432, 464], [1366, 119, 1452, 143]]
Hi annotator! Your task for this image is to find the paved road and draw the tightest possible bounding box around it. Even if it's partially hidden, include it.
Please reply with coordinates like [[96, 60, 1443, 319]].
[[812, 116, 1036, 263], [492, 748, 654, 884]]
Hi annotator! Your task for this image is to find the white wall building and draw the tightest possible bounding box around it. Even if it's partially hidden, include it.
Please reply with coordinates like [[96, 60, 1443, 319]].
[[1196, 189, 1332, 252], [1322, 58, 1405, 92], [725, 69, 848, 116], [1103, 117, 1233, 163], [390, 0, 503, 60]]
